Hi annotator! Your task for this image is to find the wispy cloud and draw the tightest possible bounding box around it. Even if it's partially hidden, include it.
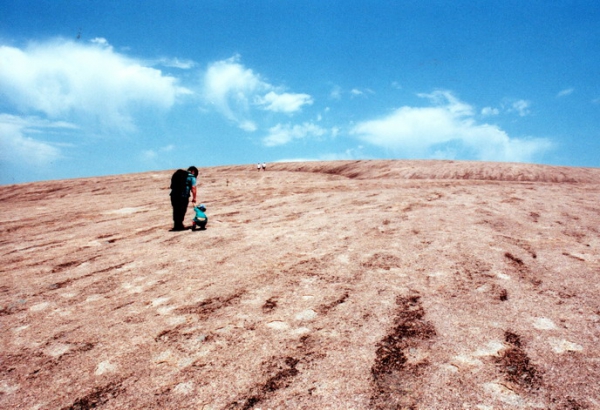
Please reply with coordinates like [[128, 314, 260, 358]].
[[330, 85, 342, 100], [157, 57, 196, 69], [202, 55, 312, 130], [256, 91, 313, 113], [482, 99, 535, 117], [155, 57, 196, 70], [0, 38, 190, 132], [90, 37, 110, 47], [0, 114, 68, 165], [481, 107, 500, 116], [319, 146, 366, 161], [239, 120, 258, 132], [203, 55, 265, 126], [275, 145, 367, 163], [350, 91, 552, 162], [141, 144, 175, 161], [263, 122, 328, 146], [557, 88, 574, 98], [511, 100, 531, 117], [351, 88, 374, 98]]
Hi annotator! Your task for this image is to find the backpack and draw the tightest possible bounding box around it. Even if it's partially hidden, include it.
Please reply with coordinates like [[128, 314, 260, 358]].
[[170, 169, 189, 197]]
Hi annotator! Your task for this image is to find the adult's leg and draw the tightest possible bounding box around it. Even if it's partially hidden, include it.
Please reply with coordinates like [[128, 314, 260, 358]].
[[171, 196, 189, 229]]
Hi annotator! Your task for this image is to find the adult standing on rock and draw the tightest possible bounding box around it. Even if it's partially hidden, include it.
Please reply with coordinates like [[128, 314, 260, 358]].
[[169, 166, 198, 231]]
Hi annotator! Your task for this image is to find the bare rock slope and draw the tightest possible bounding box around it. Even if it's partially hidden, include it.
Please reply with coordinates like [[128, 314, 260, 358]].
[[1, 160, 599, 409]]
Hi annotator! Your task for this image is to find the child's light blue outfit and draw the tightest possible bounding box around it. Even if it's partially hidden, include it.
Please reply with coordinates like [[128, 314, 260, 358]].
[[192, 204, 208, 230]]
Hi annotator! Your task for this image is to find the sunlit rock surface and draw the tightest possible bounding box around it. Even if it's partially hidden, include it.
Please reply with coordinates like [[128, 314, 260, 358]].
[[1, 160, 599, 409]]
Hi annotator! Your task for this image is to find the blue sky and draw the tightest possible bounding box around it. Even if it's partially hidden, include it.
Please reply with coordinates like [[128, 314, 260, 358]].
[[1, 1, 599, 184]]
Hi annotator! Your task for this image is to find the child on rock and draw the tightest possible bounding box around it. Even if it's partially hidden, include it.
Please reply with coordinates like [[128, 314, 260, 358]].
[[192, 204, 208, 231]]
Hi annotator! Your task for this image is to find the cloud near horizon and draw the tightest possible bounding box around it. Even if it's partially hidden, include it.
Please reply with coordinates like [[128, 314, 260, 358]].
[[350, 91, 552, 162], [263, 122, 328, 146], [0, 114, 68, 166]]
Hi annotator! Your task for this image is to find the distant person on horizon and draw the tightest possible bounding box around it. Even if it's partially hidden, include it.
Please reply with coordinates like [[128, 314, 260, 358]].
[[169, 166, 198, 231], [262, 162, 266, 171], [257, 162, 261, 172]]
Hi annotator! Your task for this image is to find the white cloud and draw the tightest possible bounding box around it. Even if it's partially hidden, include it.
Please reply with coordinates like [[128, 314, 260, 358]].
[[203, 55, 265, 123], [319, 146, 366, 161], [141, 149, 158, 160], [256, 91, 313, 113], [557, 88, 574, 98], [330, 86, 342, 100], [481, 107, 500, 116], [141, 144, 175, 161], [239, 120, 258, 132], [0, 39, 189, 131], [202, 55, 312, 130], [263, 122, 327, 146], [90, 37, 110, 47], [351, 88, 374, 97], [0, 114, 66, 165], [276, 145, 366, 163], [350, 91, 552, 162], [511, 99, 531, 117], [327, 86, 373, 100], [158, 57, 196, 69]]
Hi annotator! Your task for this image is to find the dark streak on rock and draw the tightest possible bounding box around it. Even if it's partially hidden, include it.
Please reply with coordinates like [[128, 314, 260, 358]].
[[370, 294, 436, 409], [60, 381, 123, 410]]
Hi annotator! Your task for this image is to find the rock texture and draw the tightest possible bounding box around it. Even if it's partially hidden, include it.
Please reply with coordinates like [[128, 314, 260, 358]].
[[1, 159, 599, 409]]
